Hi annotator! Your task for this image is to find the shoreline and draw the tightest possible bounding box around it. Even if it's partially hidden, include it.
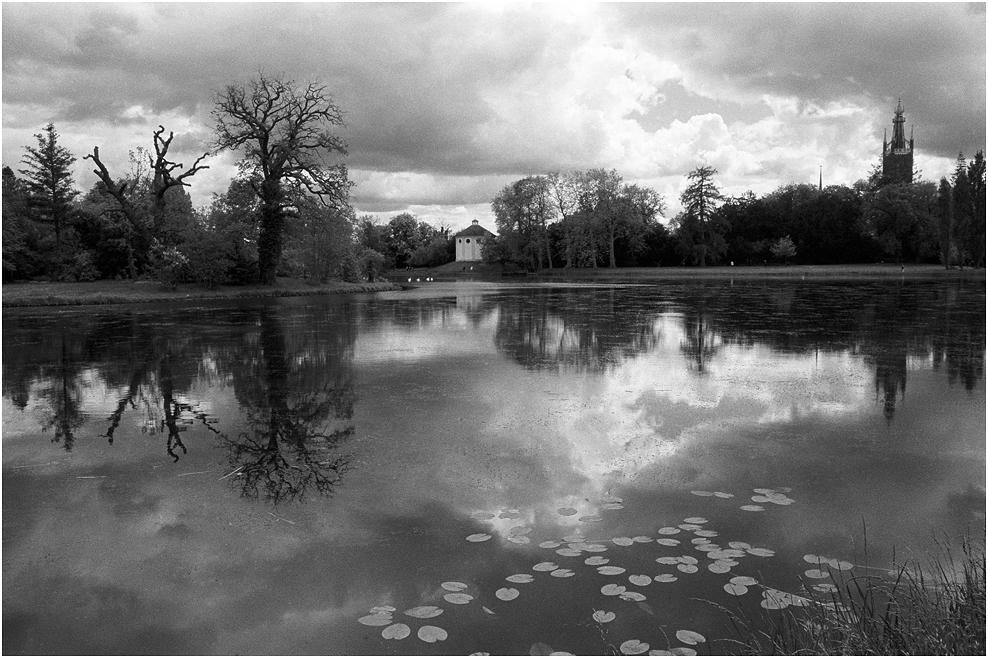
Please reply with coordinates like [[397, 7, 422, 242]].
[[1, 280, 401, 308]]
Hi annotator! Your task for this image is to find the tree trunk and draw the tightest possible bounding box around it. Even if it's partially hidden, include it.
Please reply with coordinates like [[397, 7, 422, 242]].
[[257, 181, 284, 285], [608, 221, 616, 267]]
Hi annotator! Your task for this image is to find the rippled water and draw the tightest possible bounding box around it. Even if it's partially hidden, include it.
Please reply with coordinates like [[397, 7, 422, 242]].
[[2, 279, 985, 655]]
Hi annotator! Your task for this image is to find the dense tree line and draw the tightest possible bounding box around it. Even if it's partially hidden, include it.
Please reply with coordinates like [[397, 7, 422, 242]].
[[486, 158, 986, 270]]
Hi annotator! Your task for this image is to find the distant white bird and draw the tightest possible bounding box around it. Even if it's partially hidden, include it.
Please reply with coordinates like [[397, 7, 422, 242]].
[[408, 278, 411, 282]]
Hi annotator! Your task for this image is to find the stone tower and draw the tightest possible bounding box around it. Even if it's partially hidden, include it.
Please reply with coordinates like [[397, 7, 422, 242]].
[[882, 100, 914, 184]]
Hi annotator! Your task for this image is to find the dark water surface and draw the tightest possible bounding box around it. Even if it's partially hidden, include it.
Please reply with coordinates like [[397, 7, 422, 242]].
[[3, 279, 985, 655]]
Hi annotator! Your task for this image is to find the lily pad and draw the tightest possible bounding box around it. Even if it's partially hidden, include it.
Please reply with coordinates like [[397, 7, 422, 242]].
[[655, 557, 680, 565], [730, 576, 758, 586], [539, 540, 562, 549], [405, 606, 444, 619], [690, 490, 714, 496], [751, 495, 772, 503], [562, 533, 586, 542], [417, 625, 448, 643], [708, 562, 731, 574], [729, 541, 752, 550], [598, 566, 626, 575], [633, 536, 653, 543], [653, 573, 678, 583], [678, 524, 702, 531], [495, 587, 519, 601], [655, 538, 680, 547], [601, 583, 626, 596], [510, 526, 533, 536], [712, 492, 735, 498], [601, 502, 624, 510], [629, 574, 652, 586], [739, 505, 764, 512], [694, 530, 718, 538], [533, 562, 559, 571], [584, 543, 609, 552], [444, 593, 474, 604], [382, 623, 411, 640], [658, 527, 681, 535], [358, 613, 393, 626], [746, 547, 775, 557], [507, 535, 531, 544], [830, 559, 854, 571], [466, 533, 492, 542], [813, 583, 839, 593], [441, 582, 468, 592], [619, 591, 647, 602], [649, 651, 673, 656], [675, 630, 706, 645], [550, 569, 575, 577], [669, 649, 697, 656], [592, 610, 616, 623], [499, 510, 522, 519], [556, 548, 582, 557], [612, 537, 635, 546], [676, 564, 699, 574], [506, 574, 535, 583], [603, 494, 624, 503], [804, 569, 830, 579], [723, 583, 748, 595], [585, 556, 609, 565], [370, 605, 397, 613], [620, 639, 650, 655], [683, 517, 707, 524], [578, 515, 603, 522], [679, 556, 699, 565]]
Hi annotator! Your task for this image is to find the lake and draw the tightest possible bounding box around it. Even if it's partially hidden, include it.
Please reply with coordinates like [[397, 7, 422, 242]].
[[2, 278, 985, 655]]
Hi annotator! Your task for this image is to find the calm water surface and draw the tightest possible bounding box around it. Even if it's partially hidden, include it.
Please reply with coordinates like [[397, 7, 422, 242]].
[[2, 279, 985, 655]]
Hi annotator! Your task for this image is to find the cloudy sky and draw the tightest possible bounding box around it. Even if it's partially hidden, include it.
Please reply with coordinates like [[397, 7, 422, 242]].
[[2, 2, 985, 231]]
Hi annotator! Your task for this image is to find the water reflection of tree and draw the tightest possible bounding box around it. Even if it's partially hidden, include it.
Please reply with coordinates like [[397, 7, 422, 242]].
[[38, 336, 87, 450], [218, 305, 353, 503], [493, 289, 660, 372]]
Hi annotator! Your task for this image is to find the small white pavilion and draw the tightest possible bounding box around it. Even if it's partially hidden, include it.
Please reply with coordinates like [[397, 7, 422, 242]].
[[453, 220, 495, 262]]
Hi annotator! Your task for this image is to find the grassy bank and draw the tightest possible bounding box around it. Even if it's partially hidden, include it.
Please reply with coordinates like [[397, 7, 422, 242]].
[[1, 279, 399, 308], [390, 262, 986, 283], [722, 536, 986, 655]]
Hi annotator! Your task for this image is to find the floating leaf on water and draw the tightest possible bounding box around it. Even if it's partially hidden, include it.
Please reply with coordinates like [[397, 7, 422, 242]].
[[578, 515, 603, 522], [653, 573, 678, 583], [539, 540, 562, 549], [482, 606, 496, 616], [813, 583, 839, 593], [632, 536, 653, 543], [510, 526, 533, 536], [441, 582, 468, 592], [751, 495, 771, 503], [675, 630, 706, 645], [405, 605, 444, 618], [658, 527, 681, 535], [466, 533, 492, 542], [648, 651, 673, 656], [683, 517, 707, 524], [694, 530, 718, 538], [601, 503, 624, 510], [655, 557, 680, 565], [471, 512, 496, 520], [804, 569, 830, 579], [495, 587, 519, 601], [620, 639, 650, 655], [655, 538, 680, 547], [358, 613, 393, 626], [712, 492, 734, 498], [586, 556, 609, 566], [370, 605, 397, 613], [592, 610, 616, 623], [533, 562, 559, 572], [562, 533, 586, 542], [669, 648, 697, 656], [629, 574, 652, 586], [620, 591, 647, 602], [680, 556, 699, 565], [723, 583, 749, 595], [708, 562, 731, 574], [556, 548, 582, 557], [506, 574, 534, 584], [550, 569, 575, 578], [598, 566, 626, 575], [530, 642, 554, 656], [729, 541, 752, 550], [690, 538, 711, 545], [417, 625, 448, 643], [584, 544, 609, 552], [677, 564, 699, 574], [507, 536, 531, 544], [752, 488, 775, 495], [443, 592, 474, 604], [549, 653, 574, 656], [382, 623, 411, 640], [746, 547, 775, 557], [730, 576, 758, 586], [830, 559, 854, 571], [470, 653, 491, 656], [612, 537, 635, 546], [691, 491, 714, 497], [739, 505, 764, 512], [678, 523, 701, 531], [715, 559, 739, 568], [557, 507, 578, 516], [601, 584, 626, 596]]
